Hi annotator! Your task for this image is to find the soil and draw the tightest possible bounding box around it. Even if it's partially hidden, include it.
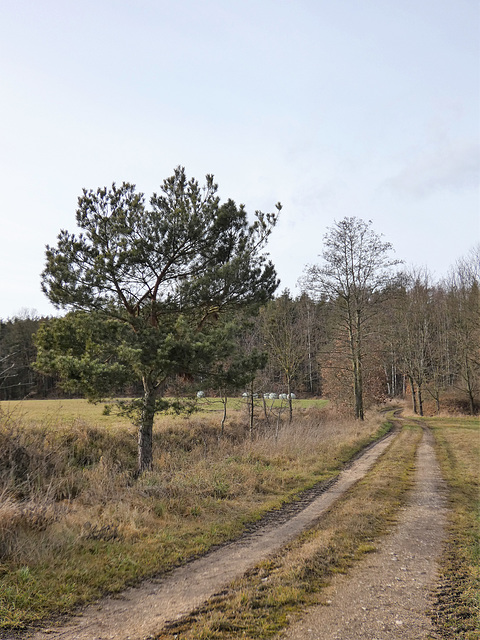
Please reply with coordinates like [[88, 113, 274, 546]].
[[277, 426, 448, 640], [12, 422, 447, 640]]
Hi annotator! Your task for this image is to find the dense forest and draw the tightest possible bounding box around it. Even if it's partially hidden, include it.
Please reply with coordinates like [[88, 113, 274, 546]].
[[1, 245, 478, 416]]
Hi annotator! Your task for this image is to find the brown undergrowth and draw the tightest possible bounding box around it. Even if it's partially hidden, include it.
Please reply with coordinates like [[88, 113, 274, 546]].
[[0, 401, 386, 630]]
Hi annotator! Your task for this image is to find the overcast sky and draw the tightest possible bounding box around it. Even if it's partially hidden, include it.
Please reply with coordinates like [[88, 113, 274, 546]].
[[1, 0, 478, 319]]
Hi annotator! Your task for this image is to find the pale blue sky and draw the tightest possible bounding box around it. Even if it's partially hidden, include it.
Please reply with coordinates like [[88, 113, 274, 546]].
[[1, 0, 478, 318]]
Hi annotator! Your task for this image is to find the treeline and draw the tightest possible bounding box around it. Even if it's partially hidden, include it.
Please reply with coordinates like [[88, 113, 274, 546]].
[[0, 312, 57, 400], [4, 167, 476, 477], [1, 248, 478, 415], [254, 248, 479, 416]]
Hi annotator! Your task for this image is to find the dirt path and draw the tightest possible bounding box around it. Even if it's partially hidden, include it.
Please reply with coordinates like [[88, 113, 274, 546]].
[[277, 426, 448, 640], [25, 432, 397, 640]]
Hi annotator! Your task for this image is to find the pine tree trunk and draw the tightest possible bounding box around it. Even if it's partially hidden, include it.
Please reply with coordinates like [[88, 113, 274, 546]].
[[138, 376, 156, 473]]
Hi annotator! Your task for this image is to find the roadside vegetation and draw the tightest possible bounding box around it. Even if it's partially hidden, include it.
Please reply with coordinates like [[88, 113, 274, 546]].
[[428, 416, 480, 639], [0, 398, 388, 630], [150, 413, 480, 640]]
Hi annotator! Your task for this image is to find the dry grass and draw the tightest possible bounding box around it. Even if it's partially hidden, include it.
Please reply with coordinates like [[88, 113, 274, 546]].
[[427, 416, 480, 640], [0, 400, 384, 630]]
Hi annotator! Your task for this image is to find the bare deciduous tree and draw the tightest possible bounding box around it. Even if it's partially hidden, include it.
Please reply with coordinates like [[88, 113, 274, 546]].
[[301, 217, 401, 419], [260, 291, 306, 422], [445, 246, 480, 414]]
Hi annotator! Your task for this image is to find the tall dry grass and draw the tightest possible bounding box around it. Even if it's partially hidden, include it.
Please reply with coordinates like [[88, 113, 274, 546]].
[[0, 401, 386, 628], [428, 416, 480, 639]]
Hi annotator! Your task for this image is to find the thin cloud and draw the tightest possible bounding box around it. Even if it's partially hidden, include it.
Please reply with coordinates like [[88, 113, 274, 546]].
[[386, 140, 479, 198]]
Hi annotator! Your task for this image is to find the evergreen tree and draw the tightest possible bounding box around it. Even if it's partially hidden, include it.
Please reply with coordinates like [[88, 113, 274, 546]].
[[36, 167, 280, 472]]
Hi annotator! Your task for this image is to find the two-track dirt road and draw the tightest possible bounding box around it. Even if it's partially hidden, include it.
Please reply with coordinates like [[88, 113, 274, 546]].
[[19, 420, 447, 640], [277, 426, 448, 640]]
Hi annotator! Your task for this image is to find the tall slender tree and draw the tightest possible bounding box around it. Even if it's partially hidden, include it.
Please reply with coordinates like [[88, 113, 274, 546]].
[[397, 270, 434, 416], [446, 246, 480, 414]]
